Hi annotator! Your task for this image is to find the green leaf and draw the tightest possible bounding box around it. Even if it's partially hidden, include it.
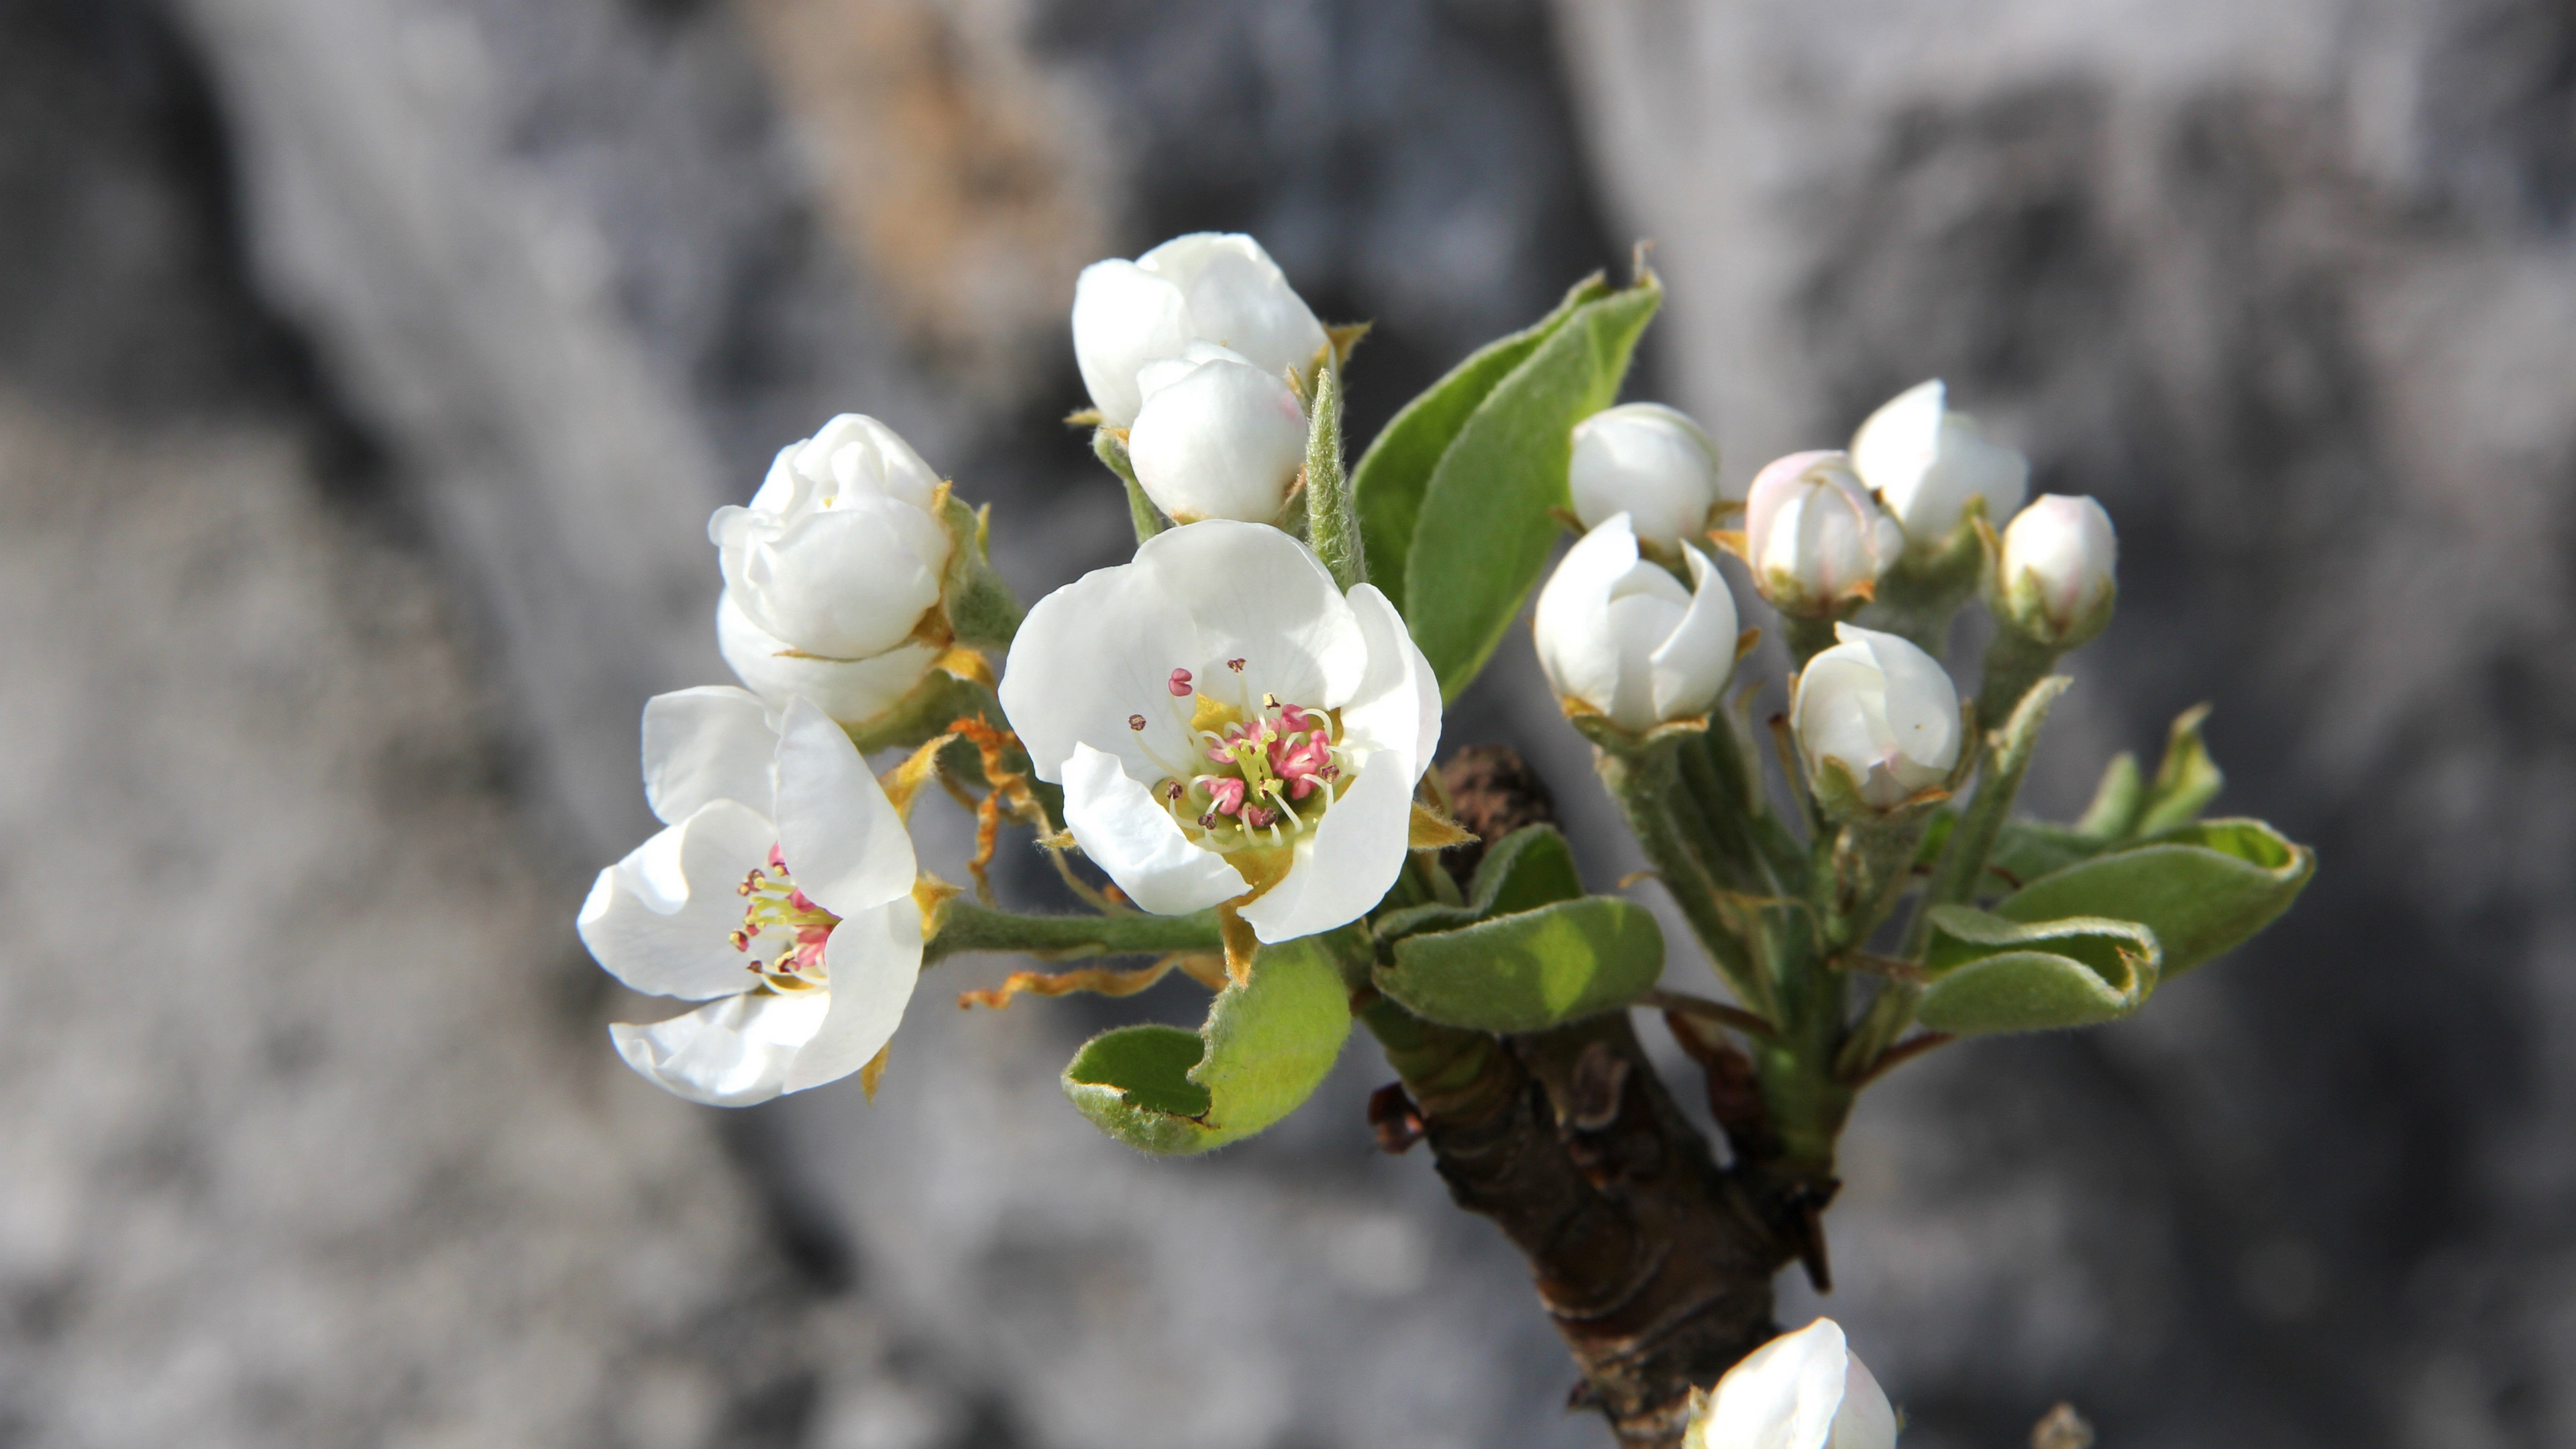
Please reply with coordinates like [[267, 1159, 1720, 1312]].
[[1994, 817, 2315, 977], [2073, 751, 2142, 839], [1061, 934, 1352, 1155], [1371, 824, 1587, 946], [1915, 906, 2161, 1035], [1984, 820, 2110, 893], [1401, 275, 1663, 700], [1350, 274, 1613, 601], [1375, 896, 1664, 1034], [2136, 703, 2222, 836]]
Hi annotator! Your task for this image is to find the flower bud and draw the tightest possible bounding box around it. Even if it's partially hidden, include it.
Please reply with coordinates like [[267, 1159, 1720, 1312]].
[[1124, 343, 1310, 524], [1569, 402, 1725, 551], [1849, 379, 2028, 551], [1996, 493, 2117, 647], [1072, 232, 1328, 428], [1793, 623, 1962, 811], [1684, 1318, 1898, 1449], [1743, 450, 1902, 617], [1534, 514, 1739, 733], [710, 414, 954, 722]]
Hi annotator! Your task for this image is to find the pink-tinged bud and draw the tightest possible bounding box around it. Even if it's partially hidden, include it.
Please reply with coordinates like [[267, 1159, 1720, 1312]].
[[1743, 451, 1902, 619], [1996, 494, 2118, 648]]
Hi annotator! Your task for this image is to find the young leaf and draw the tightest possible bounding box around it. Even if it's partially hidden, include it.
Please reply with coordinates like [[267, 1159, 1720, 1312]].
[[2135, 703, 2222, 836], [1375, 897, 1664, 1034], [1915, 906, 2161, 1035], [1994, 818, 2314, 976], [1371, 824, 1587, 946], [1351, 274, 1615, 599], [1061, 934, 1352, 1155], [2073, 751, 2143, 840], [1402, 275, 1663, 699]]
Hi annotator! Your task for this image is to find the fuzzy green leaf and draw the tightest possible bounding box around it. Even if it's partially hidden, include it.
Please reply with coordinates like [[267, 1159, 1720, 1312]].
[[2074, 751, 2143, 839], [1400, 275, 1662, 700], [1915, 906, 2161, 1035], [1375, 896, 1664, 1034], [1994, 817, 2314, 977], [1061, 934, 1352, 1155], [1372, 824, 1587, 945], [1350, 274, 1614, 601], [2135, 704, 2223, 836]]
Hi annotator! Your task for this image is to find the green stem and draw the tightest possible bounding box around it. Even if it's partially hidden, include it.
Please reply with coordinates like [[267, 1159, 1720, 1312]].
[[1597, 741, 1774, 1024], [1781, 613, 1841, 672], [1303, 356, 1364, 590], [1093, 427, 1167, 544], [1976, 625, 2059, 733], [924, 899, 1222, 964]]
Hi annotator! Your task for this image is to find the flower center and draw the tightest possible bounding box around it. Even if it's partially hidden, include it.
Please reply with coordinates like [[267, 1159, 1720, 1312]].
[[731, 844, 839, 991], [1150, 669, 1351, 853]]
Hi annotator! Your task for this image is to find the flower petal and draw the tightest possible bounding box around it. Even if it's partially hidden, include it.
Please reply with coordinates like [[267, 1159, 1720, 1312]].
[[999, 556, 1199, 785], [1062, 743, 1247, 915], [578, 799, 775, 1000], [1648, 545, 1739, 724], [609, 988, 831, 1108], [1847, 624, 1958, 774], [1700, 1318, 1860, 1449], [773, 697, 916, 918], [1136, 520, 1363, 713], [1072, 258, 1189, 427], [726, 495, 949, 659], [1339, 582, 1440, 782], [641, 685, 776, 826], [1236, 747, 1411, 943], [784, 895, 924, 1093], [717, 590, 938, 726]]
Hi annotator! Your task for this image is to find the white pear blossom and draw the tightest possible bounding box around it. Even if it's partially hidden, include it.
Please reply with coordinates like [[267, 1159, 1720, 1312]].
[[1793, 623, 1962, 810], [1997, 493, 2118, 646], [1685, 1319, 1899, 1449], [998, 520, 1439, 944], [578, 688, 923, 1106], [1745, 451, 1903, 616], [1073, 232, 1329, 429], [1848, 379, 2027, 550], [1126, 342, 1311, 524], [1568, 402, 1725, 550], [712, 414, 954, 724], [1534, 513, 1739, 732]]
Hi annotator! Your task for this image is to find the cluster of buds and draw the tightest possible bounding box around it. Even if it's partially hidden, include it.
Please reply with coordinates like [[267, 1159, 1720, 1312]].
[[1075, 233, 1330, 527]]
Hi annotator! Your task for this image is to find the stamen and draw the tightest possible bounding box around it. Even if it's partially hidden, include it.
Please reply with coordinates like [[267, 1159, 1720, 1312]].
[[1168, 668, 1193, 696], [1227, 658, 1246, 672], [1128, 713, 1147, 731]]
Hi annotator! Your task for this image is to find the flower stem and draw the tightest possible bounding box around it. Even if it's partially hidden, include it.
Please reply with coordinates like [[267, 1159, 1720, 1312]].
[[1092, 426, 1167, 545], [1597, 739, 1773, 1024], [923, 899, 1222, 965]]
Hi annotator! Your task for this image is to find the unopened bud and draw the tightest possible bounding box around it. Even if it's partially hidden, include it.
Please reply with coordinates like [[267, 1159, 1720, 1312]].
[[1568, 402, 1724, 552], [1072, 232, 1327, 428], [1534, 514, 1739, 733], [1996, 494, 2117, 647], [1849, 379, 2028, 551], [1793, 623, 1962, 812], [1744, 451, 1902, 618], [1125, 343, 1309, 524], [1684, 1318, 1897, 1449]]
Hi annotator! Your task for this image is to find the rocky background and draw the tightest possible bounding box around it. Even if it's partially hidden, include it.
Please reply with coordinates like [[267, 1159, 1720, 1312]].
[[1, 1, 2571, 1446]]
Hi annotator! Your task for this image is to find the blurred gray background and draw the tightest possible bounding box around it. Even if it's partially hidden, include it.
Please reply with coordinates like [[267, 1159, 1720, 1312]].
[[2, 1, 2572, 1446]]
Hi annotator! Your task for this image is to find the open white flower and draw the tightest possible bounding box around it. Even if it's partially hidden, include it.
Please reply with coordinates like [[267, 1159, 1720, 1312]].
[[712, 415, 954, 724], [1073, 232, 1329, 429], [1848, 379, 2027, 551], [1997, 493, 2118, 646], [998, 520, 1439, 944], [1745, 450, 1902, 617], [1685, 1319, 1898, 1449], [1792, 623, 1962, 811], [1569, 402, 1725, 551], [1534, 513, 1739, 732], [578, 688, 923, 1106], [1126, 342, 1311, 524]]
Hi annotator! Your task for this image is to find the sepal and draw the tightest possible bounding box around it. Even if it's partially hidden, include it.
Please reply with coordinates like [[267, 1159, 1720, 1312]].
[[932, 486, 1022, 649]]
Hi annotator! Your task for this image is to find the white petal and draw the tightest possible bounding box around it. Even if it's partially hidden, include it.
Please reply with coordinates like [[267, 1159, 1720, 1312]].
[[727, 496, 950, 659], [1127, 358, 1309, 524], [717, 590, 938, 726], [610, 988, 830, 1108], [1791, 645, 1892, 791], [1533, 517, 1641, 718], [1699, 1318, 1856, 1449], [1062, 743, 1247, 915], [1141, 233, 1327, 386], [578, 800, 775, 1000], [998, 555, 1201, 785], [641, 685, 777, 826], [1137, 521, 1362, 712], [1828, 1350, 1899, 1449], [1744, 450, 1840, 570], [807, 413, 943, 513], [1570, 402, 1723, 545], [1603, 592, 1686, 729], [1339, 582, 1440, 782], [784, 895, 924, 1093], [1648, 545, 1739, 724], [744, 441, 812, 517], [1847, 380, 1947, 530], [1845, 624, 1959, 776], [1072, 259, 1189, 427], [1236, 745, 1414, 943], [773, 698, 916, 918]]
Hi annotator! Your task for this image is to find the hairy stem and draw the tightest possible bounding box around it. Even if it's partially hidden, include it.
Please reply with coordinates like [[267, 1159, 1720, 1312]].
[[923, 899, 1221, 964]]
